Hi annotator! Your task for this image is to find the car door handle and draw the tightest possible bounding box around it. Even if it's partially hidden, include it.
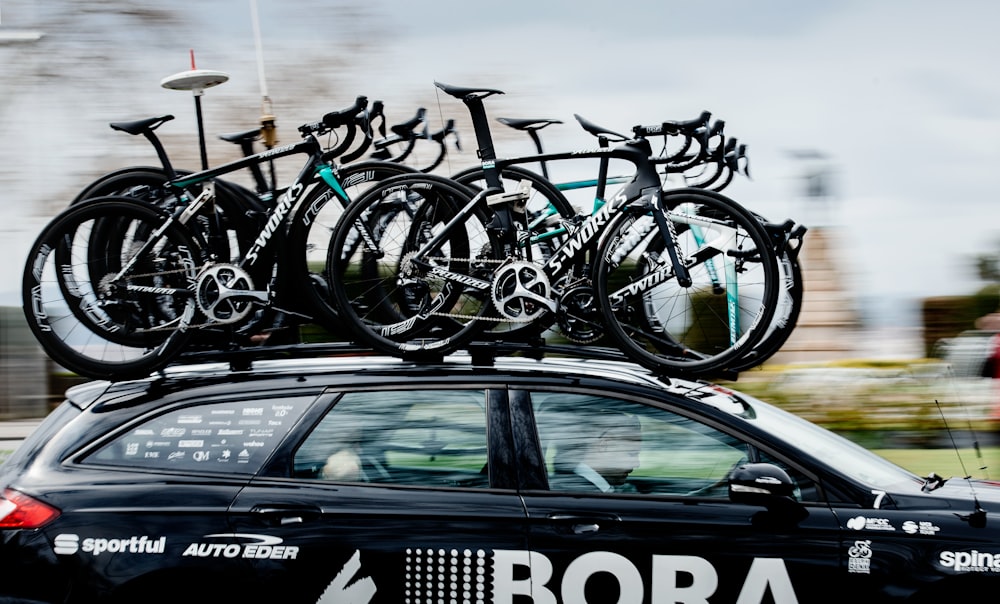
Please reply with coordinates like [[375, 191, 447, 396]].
[[547, 513, 621, 534], [250, 504, 323, 525]]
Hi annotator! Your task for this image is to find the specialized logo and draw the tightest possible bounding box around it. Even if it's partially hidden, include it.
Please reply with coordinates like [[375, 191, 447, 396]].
[[246, 180, 305, 264], [548, 197, 619, 275], [183, 533, 298, 560], [53, 534, 166, 556]]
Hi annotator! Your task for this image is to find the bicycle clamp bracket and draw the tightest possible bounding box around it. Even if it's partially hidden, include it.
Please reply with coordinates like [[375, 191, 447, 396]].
[[485, 179, 533, 213]]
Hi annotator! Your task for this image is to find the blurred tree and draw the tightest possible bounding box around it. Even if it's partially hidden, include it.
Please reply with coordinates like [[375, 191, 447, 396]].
[[975, 246, 1000, 284]]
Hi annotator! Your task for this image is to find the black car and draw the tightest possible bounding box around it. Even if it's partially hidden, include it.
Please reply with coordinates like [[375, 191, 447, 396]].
[[1, 345, 998, 603]]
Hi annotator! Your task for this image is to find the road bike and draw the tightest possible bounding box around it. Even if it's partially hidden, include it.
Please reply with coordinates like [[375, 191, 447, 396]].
[[328, 82, 781, 377], [486, 112, 807, 369], [22, 96, 421, 380]]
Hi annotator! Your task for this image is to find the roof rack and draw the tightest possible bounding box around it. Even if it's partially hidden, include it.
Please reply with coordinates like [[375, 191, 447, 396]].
[[168, 339, 738, 381], [174, 342, 377, 372]]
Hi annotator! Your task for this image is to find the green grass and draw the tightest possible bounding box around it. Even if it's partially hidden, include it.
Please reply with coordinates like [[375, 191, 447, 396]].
[[874, 447, 1000, 480]]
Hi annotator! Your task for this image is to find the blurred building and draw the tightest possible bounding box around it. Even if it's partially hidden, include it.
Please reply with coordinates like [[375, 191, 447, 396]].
[[766, 153, 861, 365], [0, 306, 50, 419], [766, 227, 861, 364]]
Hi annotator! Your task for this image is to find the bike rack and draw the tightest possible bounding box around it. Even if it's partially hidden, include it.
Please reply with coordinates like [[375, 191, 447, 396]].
[[170, 339, 738, 381]]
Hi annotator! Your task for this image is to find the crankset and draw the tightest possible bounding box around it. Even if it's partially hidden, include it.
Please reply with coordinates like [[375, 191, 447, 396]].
[[556, 283, 605, 344], [195, 263, 269, 324], [490, 260, 556, 322]]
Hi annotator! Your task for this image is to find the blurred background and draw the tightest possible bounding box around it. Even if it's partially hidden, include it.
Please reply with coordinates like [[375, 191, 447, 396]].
[[3, 0, 1000, 428]]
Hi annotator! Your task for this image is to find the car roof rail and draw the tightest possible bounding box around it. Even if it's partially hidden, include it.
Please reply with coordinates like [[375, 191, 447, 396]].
[[166, 340, 739, 381]]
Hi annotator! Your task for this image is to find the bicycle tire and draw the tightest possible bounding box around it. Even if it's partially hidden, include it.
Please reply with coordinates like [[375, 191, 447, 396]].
[[725, 236, 804, 372], [23, 197, 202, 380], [595, 189, 779, 376], [70, 166, 175, 205], [328, 172, 496, 358], [59, 170, 267, 346], [287, 160, 419, 332]]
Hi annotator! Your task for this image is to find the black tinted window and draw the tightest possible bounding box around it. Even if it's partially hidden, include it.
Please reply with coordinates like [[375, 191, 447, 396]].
[[294, 389, 490, 488], [85, 396, 314, 474], [532, 392, 750, 497]]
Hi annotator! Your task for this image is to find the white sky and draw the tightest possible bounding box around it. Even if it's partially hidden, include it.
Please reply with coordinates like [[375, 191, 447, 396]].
[[1, 0, 998, 329]]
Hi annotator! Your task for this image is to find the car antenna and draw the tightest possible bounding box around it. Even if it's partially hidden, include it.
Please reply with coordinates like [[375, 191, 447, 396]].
[[934, 398, 987, 528]]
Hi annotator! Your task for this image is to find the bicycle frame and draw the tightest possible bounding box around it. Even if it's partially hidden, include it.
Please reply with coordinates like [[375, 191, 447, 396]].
[[398, 139, 702, 301], [107, 132, 352, 319]]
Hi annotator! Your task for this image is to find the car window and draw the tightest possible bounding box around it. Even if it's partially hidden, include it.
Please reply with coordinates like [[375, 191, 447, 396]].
[[294, 389, 490, 489], [84, 396, 315, 474], [532, 392, 752, 498]]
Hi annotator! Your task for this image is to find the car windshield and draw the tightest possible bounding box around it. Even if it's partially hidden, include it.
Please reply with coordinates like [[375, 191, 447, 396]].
[[740, 393, 922, 488]]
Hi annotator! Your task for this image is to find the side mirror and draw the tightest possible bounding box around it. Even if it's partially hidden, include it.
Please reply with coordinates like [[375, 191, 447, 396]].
[[728, 463, 807, 522], [729, 462, 796, 501]]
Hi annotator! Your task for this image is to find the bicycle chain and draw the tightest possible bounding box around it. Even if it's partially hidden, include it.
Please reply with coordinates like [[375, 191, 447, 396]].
[[417, 255, 545, 323]]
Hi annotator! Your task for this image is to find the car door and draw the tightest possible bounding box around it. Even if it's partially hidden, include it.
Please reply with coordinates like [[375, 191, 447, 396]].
[[57, 394, 319, 602], [229, 385, 529, 604], [513, 388, 845, 604]]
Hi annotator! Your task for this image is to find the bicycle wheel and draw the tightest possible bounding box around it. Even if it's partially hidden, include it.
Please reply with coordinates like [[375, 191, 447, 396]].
[[725, 228, 804, 372], [287, 159, 419, 331], [328, 172, 496, 358], [71, 166, 175, 204], [23, 197, 202, 380], [595, 189, 779, 376]]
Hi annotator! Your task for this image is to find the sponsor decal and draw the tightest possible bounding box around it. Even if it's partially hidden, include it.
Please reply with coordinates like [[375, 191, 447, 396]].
[[388, 548, 798, 603], [497, 550, 798, 603], [54, 534, 166, 556], [901, 520, 940, 536], [317, 550, 377, 604], [939, 550, 1000, 573], [847, 540, 872, 574], [183, 533, 298, 560], [405, 548, 488, 604], [846, 516, 895, 531]]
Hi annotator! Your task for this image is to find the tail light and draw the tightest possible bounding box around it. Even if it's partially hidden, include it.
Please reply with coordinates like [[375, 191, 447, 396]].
[[0, 488, 60, 529]]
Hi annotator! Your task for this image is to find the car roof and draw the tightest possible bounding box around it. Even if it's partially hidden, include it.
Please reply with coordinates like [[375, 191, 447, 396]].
[[63, 343, 747, 416]]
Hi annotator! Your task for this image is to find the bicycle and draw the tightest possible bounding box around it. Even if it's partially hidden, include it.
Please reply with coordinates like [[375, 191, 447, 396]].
[[328, 82, 781, 377], [488, 112, 807, 369], [22, 95, 422, 380], [73, 100, 460, 300]]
